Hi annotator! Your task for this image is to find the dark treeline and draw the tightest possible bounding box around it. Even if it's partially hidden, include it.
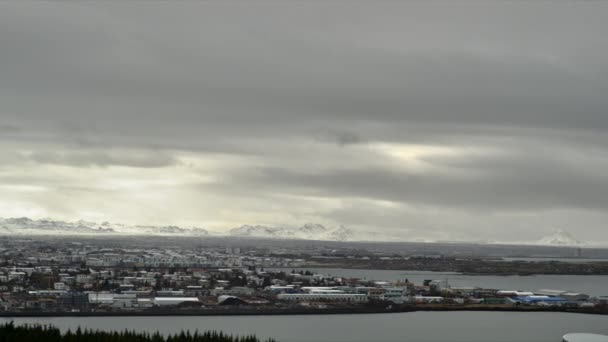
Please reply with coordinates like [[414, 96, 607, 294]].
[[0, 322, 277, 342]]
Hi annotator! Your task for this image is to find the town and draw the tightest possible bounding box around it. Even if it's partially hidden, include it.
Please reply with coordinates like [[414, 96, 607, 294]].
[[0, 237, 607, 316]]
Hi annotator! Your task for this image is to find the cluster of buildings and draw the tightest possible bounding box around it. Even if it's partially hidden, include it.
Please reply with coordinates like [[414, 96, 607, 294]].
[[267, 277, 601, 308], [0, 238, 605, 314], [0, 237, 317, 269], [1, 260, 603, 314]]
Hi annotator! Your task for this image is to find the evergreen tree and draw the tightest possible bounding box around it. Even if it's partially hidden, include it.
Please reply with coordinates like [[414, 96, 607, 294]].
[[0, 322, 276, 342]]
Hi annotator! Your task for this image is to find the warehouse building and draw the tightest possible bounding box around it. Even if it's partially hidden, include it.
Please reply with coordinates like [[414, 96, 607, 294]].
[[153, 297, 200, 306], [277, 293, 367, 302]]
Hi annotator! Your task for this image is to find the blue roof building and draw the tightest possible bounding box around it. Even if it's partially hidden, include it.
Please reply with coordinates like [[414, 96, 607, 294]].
[[512, 295, 568, 304]]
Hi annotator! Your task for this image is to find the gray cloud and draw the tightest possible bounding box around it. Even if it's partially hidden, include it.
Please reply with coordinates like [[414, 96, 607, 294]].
[[0, 124, 21, 133], [1, 2, 608, 241], [205, 144, 608, 212]]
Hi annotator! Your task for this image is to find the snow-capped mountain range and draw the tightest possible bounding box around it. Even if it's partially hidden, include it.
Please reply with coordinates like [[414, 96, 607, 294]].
[[0, 217, 209, 237], [0, 217, 358, 241], [228, 223, 355, 241], [0, 217, 595, 245]]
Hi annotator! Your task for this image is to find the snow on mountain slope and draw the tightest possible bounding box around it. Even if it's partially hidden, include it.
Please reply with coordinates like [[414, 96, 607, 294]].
[[325, 225, 355, 241], [0, 217, 208, 236], [228, 223, 356, 241], [4, 217, 596, 245], [227, 225, 288, 238], [537, 229, 585, 246], [0, 217, 356, 241], [297, 223, 328, 235], [0, 217, 114, 235]]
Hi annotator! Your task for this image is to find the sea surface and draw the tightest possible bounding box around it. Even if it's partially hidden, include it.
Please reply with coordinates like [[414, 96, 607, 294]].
[[3, 312, 607, 342], [500, 257, 608, 263], [270, 268, 608, 296]]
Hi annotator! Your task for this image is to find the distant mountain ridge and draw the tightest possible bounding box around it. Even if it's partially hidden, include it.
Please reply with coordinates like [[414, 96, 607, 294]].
[[1, 217, 593, 245], [0, 217, 209, 237], [0, 217, 358, 241], [228, 223, 356, 241]]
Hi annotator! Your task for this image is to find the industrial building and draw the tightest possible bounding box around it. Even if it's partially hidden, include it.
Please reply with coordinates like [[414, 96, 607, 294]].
[[153, 297, 200, 306], [277, 293, 368, 302], [510, 295, 568, 305]]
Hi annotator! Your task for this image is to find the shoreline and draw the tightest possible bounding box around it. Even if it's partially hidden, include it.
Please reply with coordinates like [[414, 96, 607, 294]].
[[1, 305, 606, 317], [279, 264, 608, 276]]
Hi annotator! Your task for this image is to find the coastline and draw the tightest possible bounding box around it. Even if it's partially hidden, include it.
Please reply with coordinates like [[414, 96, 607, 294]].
[[270, 266, 596, 278], [279, 264, 608, 276], [2, 305, 606, 317]]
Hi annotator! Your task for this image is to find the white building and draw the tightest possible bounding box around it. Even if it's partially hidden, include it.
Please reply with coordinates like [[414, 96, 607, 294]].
[[536, 289, 568, 297], [301, 287, 336, 293], [414, 296, 444, 303], [8, 272, 25, 281], [76, 274, 91, 284], [381, 287, 408, 304], [153, 297, 200, 306], [88, 293, 115, 304], [112, 294, 137, 308], [137, 298, 153, 308], [267, 285, 295, 293], [496, 290, 535, 297]]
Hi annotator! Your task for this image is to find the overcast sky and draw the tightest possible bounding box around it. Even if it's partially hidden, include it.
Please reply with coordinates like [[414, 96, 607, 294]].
[[1, 2, 608, 242]]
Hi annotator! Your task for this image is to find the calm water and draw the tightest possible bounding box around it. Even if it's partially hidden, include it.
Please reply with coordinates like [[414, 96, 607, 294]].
[[272, 268, 608, 296], [3, 312, 607, 342], [501, 257, 608, 263]]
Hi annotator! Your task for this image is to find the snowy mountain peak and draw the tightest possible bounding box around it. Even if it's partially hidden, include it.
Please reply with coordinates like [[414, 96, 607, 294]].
[[537, 229, 584, 246], [1, 216, 388, 243]]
